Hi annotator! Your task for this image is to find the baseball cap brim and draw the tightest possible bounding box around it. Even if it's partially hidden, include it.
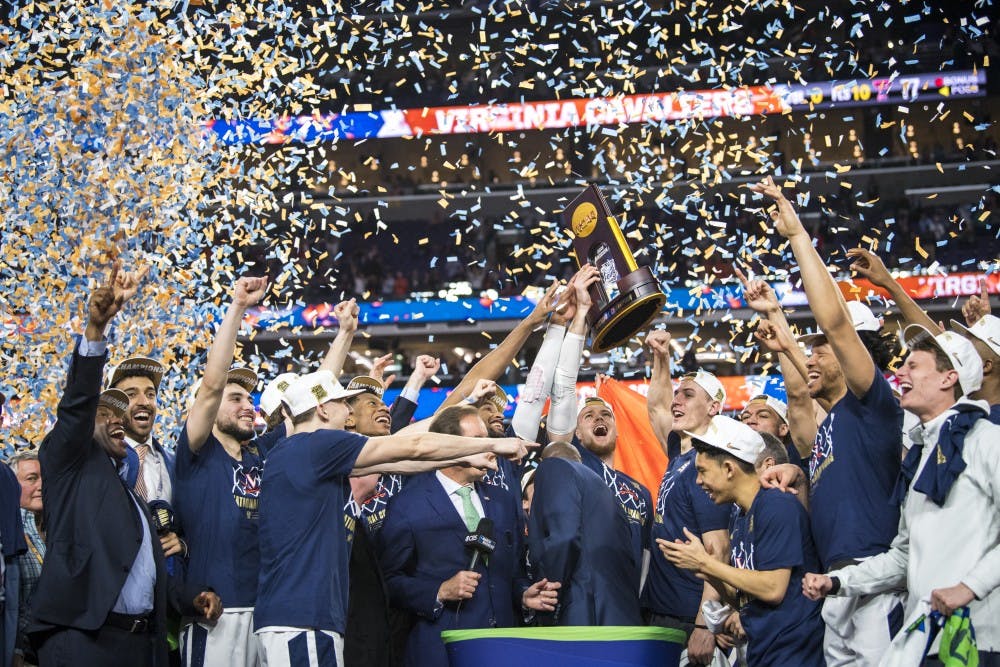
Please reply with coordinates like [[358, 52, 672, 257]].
[[346, 376, 386, 399], [227, 367, 259, 393], [98, 389, 130, 417], [950, 318, 1000, 359], [683, 420, 764, 465], [577, 396, 613, 416], [110, 356, 165, 390], [797, 333, 828, 347]]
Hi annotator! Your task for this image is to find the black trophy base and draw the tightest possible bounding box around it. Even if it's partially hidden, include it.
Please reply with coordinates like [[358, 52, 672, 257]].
[[586, 266, 666, 352]]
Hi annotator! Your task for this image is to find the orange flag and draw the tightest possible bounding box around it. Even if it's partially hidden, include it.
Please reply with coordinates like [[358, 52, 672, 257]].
[[597, 378, 669, 504]]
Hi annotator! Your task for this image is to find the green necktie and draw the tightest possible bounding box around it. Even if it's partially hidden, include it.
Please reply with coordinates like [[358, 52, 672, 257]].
[[454, 486, 480, 532]]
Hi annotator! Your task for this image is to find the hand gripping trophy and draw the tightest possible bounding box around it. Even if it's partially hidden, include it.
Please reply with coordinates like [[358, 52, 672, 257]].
[[561, 185, 666, 352]]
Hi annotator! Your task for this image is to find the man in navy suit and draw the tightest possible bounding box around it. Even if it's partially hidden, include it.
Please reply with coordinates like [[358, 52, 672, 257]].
[[527, 442, 641, 626], [378, 405, 558, 667], [28, 264, 221, 667]]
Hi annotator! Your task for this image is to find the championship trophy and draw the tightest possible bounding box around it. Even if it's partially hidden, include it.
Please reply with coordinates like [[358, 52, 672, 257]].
[[561, 185, 666, 352]]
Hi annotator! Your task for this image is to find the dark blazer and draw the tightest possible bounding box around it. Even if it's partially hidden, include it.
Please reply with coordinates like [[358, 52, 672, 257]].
[[28, 347, 199, 665], [342, 395, 412, 667], [388, 396, 417, 434], [344, 524, 393, 667], [527, 457, 641, 626], [378, 471, 528, 667]]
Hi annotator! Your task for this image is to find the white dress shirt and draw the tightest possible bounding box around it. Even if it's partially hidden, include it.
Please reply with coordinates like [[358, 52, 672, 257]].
[[126, 436, 173, 503], [435, 471, 484, 523]]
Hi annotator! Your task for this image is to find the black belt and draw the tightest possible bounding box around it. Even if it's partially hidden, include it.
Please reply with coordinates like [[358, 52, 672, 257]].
[[105, 611, 152, 634]]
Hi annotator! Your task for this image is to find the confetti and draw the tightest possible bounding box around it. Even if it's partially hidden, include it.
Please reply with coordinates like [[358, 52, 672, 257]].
[[1, 1, 996, 452]]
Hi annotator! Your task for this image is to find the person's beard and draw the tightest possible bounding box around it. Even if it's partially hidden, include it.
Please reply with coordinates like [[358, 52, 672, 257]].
[[218, 418, 255, 443]]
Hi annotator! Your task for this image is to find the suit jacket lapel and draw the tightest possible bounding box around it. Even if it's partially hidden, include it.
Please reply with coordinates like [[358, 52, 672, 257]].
[[426, 475, 466, 531], [476, 483, 495, 523]]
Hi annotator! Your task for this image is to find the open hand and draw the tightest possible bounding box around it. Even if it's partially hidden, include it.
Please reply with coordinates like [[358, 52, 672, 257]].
[[370, 353, 396, 388], [527, 280, 563, 326], [572, 264, 601, 310], [551, 277, 577, 326], [657, 527, 710, 574]]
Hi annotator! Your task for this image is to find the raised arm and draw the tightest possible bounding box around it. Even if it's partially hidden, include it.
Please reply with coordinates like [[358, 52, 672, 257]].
[[547, 267, 599, 440], [847, 247, 939, 333], [352, 451, 497, 477], [511, 320, 566, 441], [755, 320, 818, 451], [353, 431, 530, 471], [318, 298, 359, 377], [44, 263, 146, 471], [399, 354, 440, 397], [751, 176, 875, 398], [439, 280, 560, 410], [644, 328, 675, 455], [184, 276, 268, 453], [389, 355, 440, 433]]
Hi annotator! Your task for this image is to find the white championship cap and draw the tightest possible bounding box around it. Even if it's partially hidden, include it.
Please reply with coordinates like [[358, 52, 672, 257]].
[[799, 300, 881, 346], [685, 415, 765, 465], [903, 325, 983, 397], [951, 314, 1000, 360], [742, 394, 789, 424], [282, 370, 365, 418], [683, 369, 727, 406], [259, 372, 299, 416]]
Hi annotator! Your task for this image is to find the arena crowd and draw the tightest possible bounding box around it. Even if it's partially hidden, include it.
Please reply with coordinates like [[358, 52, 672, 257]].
[[2, 176, 999, 667]]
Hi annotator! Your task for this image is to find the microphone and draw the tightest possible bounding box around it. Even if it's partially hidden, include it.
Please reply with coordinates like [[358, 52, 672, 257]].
[[148, 500, 175, 536], [148, 499, 178, 576], [464, 518, 496, 571]]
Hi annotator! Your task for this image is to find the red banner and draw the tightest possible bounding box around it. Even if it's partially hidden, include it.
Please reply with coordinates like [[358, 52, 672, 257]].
[[838, 272, 998, 302], [402, 87, 784, 135]]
